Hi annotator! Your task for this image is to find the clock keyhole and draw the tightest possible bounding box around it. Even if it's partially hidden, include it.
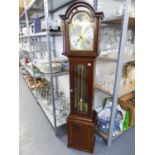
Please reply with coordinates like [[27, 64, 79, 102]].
[[70, 89, 73, 93], [88, 63, 91, 66]]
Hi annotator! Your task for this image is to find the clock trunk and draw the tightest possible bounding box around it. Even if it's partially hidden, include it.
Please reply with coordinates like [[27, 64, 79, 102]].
[[69, 58, 95, 118]]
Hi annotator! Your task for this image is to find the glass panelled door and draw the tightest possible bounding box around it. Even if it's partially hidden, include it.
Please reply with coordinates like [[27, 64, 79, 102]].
[[70, 59, 94, 118], [74, 64, 88, 113]]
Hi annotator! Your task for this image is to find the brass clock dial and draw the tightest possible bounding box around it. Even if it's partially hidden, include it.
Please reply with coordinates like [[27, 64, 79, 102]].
[[69, 12, 94, 51]]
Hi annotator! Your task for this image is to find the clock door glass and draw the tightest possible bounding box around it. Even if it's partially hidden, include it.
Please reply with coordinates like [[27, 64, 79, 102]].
[[69, 12, 94, 51], [74, 64, 88, 113]]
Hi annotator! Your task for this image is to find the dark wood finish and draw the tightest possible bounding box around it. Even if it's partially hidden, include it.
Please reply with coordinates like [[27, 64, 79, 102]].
[[102, 16, 135, 28], [119, 91, 135, 126], [67, 110, 97, 153], [69, 58, 95, 118], [60, 1, 103, 58], [67, 118, 95, 153], [60, 1, 103, 153]]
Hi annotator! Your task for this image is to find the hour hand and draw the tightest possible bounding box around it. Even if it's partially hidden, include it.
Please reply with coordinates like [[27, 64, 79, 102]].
[[75, 36, 82, 46]]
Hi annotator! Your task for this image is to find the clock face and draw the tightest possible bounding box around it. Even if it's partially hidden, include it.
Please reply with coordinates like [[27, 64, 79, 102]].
[[69, 12, 94, 51]]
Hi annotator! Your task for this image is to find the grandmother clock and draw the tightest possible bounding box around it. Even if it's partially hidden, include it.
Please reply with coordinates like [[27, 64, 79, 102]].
[[60, 1, 103, 153]]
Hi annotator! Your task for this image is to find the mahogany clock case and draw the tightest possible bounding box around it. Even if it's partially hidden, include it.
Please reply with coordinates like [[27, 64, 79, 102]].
[[67, 58, 97, 153], [67, 110, 97, 153], [69, 58, 95, 118], [60, 1, 104, 58], [60, 1, 103, 153]]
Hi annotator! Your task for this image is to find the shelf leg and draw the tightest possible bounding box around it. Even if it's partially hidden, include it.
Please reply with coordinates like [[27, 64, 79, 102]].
[[107, 0, 131, 147], [44, 0, 57, 130]]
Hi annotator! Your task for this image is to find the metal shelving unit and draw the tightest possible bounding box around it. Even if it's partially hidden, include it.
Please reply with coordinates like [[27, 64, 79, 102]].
[[25, 66, 34, 76], [96, 124, 134, 141], [102, 16, 135, 28], [20, 0, 75, 23], [96, 56, 135, 63], [94, 0, 135, 146], [95, 82, 135, 98], [19, 0, 70, 135], [20, 31, 62, 38]]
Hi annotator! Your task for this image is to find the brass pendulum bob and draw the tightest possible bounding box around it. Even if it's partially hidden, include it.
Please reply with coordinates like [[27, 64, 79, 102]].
[[80, 98, 83, 112]]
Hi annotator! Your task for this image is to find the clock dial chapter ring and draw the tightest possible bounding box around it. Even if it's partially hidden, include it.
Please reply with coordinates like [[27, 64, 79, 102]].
[[69, 12, 94, 51]]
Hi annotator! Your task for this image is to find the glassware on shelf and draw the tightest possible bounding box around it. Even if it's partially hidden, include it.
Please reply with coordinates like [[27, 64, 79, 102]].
[[96, 68, 134, 94], [49, 19, 61, 31], [113, 4, 123, 16], [99, 28, 121, 59], [120, 78, 125, 87], [30, 41, 49, 52], [128, 29, 133, 40], [122, 62, 135, 92], [123, 78, 130, 90], [63, 97, 70, 116], [129, 4, 135, 17], [49, 91, 70, 119], [41, 42, 47, 52], [104, 31, 111, 53], [95, 74, 101, 86], [95, 70, 115, 93], [99, 28, 134, 61], [124, 30, 135, 60], [97, 0, 104, 12]]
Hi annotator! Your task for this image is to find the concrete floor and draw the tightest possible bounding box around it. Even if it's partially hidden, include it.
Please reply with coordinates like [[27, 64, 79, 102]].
[[19, 74, 135, 155]]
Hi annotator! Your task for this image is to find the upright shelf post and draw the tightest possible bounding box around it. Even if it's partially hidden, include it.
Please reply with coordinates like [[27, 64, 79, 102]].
[[52, 36, 59, 96], [43, 0, 57, 134], [50, 7, 59, 97], [23, 0, 31, 56], [107, 0, 131, 146], [93, 0, 98, 11], [23, 0, 36, 80]]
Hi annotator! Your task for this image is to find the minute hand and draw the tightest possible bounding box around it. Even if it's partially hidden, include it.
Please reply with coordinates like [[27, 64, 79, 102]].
[[75, 37, 82, 47]]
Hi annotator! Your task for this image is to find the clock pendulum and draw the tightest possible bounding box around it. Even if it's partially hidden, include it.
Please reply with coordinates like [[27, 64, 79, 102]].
[[60, 1, 103, 153]]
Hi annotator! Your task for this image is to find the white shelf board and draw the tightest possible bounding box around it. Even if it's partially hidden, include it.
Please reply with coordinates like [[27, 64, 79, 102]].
[[50, 31, 62, 36], [33, 63, 69, 79], [96, 125, 134, 141], [32, 91, 67, 127], [97, 55, 135, 64], [95, 86, 113, 97], [44, 71, 69, 82], [20, 35, 29, 38], [102, 15, 123, 22], [29, 32, 47, 37], [20, 32, 46, 38], [24, 66, 34, 77], [20, 31, 62, 38], [95, 82, 135, 97], [20, 48, 30, 52]]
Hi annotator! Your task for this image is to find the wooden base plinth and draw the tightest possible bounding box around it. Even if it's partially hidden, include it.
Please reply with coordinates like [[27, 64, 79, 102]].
[[67, 115, 96, 153]]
